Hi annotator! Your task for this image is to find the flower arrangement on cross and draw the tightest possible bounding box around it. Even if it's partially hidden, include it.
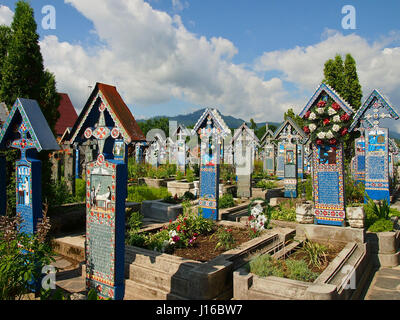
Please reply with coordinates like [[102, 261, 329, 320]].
[[302, 95, 351, 146]]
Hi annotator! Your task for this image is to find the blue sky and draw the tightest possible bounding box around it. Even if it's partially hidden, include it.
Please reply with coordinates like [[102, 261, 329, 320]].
[[1, 0, 400, 125]]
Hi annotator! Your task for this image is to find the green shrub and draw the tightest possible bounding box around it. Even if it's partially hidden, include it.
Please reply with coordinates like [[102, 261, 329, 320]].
[[182, 191, 196, 201], [218, 193, 235, 209], [255, 179, 277, 190], [126, 231, 147, 248], [176, 171, 184, 181], [46, 178, 75, 207], [127, 159, 147, 180], [368, 218, 393, 233], [0, 213, 55, 300], [185, 168, 195, 183], [389, 207, 400, 218], [127, 211, 143, 231], [285, 259, 319, 282], [74, 178, 86, 202], [270, 203, 296, 222]]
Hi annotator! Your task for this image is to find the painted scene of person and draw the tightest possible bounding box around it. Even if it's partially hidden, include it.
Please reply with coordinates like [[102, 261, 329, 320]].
[[90, 174, 113, 212]]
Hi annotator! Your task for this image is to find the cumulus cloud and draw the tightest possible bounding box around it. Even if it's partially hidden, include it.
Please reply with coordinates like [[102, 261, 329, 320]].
[[39, 0, 291, 121], [0, 5, 13, 26], [3, 1, 400, 125], [255, 29, 400, 114]]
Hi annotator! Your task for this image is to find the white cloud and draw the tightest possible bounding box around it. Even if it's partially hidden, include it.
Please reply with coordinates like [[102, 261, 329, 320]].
[[40, 0, 291, 122], [0, 0, 392, 126], [0, 5, 13, 26], [172, 0, 188, 12], [255, 30, 400, 115]]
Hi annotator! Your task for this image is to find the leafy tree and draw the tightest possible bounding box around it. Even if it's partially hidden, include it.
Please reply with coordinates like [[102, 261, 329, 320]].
[[249, 118, 257, 131], [323, 55, 345, 96], [284, 108, 304, 129], [0, 1, 60, 214], [323, 53, 362, 111], [138, 117, 170, 138], [343, 53, 362, 110], [0, 26, 11, 85], [322, 53, 363, 156]]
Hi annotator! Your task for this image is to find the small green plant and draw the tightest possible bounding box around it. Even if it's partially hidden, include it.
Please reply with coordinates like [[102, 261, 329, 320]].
[[127, 211, 143, 231], [368, 218, 394, 233], [270, 203, 296, 222], [299, 239, 328, 269], [74, 178, 86, 202], [185, 168, 195, 183], [247, 254, 284, 278], [220, 164, 235, 183], [182, 191, 196, 201], [212, 227, 236, 251], [176, 170, 184, 181], [285, 259, 319, 282], [0, 207, 55, 300], [218, 193, 235, 209], [255, 179, 277, 190]]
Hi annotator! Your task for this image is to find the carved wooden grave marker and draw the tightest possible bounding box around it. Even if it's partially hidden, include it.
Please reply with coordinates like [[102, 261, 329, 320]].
[[198, 116, 222, 220], [0, 98, 59, 231], [350, 89, 399, 204], [300, 83, 355, 226], [273, 117, 306, 198], [354, 133, 366, 184], [68, 83, 145, 299]]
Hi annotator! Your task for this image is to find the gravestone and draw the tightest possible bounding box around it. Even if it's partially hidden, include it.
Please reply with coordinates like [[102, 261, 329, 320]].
[[81, 104, 126, 300], [276, 143, 285, 179], [284, 143, 297, 198], [235, 133, 252, 198], [177, 139, 186, 173], [354, 134, 366, 184], [273, 117, 306, 195], [68, 83, 145, 300], [198, 116, 221, 220], [365, 128, 390, 203], [350, 89, 399, 204], [300, 83, 355, 226], [263, 143, 275, 175], [297, 144, 304, 179], [0, 98, 59, 232]]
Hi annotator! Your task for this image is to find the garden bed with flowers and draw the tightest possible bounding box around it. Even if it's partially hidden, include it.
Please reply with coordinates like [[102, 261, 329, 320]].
[[121, 201, 295, 300], [127, 201, 265, 262]]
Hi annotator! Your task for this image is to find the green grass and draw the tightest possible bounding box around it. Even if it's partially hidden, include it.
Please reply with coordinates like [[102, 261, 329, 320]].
[[127, 185, 171, 203]]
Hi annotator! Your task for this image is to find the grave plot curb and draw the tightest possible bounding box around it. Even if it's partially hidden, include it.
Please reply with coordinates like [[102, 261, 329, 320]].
[[233, 241, 371, 300], [81, 224, 294, 300], [122, 225, 294, 300]]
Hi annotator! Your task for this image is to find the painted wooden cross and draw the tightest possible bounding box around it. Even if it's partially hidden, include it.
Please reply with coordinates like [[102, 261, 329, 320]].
[[83, 103, 120, 166], [198, 116, 223, 220], [0, 98, 59, 232]]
